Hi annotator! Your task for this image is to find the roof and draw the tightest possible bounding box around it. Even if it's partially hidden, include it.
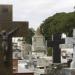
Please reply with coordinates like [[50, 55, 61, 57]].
[[34, 27, 43, 36]]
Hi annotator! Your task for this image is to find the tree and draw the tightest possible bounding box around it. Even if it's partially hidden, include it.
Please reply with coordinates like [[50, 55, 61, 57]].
[[47, 47, 52, 56], [25, 28, 35, 44], [40, 12, 75, 40]]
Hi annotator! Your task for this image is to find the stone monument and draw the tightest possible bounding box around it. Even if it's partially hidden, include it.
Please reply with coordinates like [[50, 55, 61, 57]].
[[32, 27, 48, 68], [32, 27, 47, 57], [65, 29, 75, 68], [61, 29, 75, 75], [0, 28, 18, 65]]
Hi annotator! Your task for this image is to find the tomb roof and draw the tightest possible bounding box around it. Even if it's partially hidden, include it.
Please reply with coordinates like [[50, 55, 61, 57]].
[[34, 27, 43, 37]]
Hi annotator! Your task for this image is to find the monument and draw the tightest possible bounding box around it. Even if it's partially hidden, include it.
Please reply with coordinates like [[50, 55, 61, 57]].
[[65, 29, 75, 68], [12, 37, 32, 59], [32, 28, 49, 75], [60, 44, 73, 64], [61, 29, 75, 75], [47, 33, 65, 63], [32, 27, 47, 57]]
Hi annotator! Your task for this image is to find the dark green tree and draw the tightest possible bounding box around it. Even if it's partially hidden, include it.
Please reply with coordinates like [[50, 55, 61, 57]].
[[25, 28, 35, 44], [47, 47, 52, 56], [40, 12, 75, 40]]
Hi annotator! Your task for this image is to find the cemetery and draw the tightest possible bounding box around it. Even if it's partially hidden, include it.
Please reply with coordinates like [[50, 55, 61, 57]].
[[0, 2, 75, 75]]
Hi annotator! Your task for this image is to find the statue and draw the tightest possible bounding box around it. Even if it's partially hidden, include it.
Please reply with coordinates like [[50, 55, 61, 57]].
[[0, 28, 18, 66]]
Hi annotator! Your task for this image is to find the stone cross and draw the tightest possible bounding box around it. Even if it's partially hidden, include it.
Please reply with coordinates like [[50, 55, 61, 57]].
[[47, 33, 65, 63], [65, 29, 75, 68]]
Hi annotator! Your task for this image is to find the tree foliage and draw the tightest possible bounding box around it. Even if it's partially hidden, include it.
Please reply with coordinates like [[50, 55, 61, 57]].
[[40, 12, 75, 40], [25, 28, 35, 44], [47, 47, 52, 56]]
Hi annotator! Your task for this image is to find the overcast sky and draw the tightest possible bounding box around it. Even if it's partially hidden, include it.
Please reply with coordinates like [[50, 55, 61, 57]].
[[0, 0, 75, 30]]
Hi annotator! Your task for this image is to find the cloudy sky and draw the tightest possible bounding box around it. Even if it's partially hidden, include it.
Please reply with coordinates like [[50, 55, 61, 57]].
[[0, 0, 75, 30]]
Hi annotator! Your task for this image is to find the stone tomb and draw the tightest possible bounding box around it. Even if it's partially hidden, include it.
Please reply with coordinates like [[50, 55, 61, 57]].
[[65, 29, 75, 68], [60, 44, 73, 64], [32, 28, 47, 57], [61, 29, 75, 75]]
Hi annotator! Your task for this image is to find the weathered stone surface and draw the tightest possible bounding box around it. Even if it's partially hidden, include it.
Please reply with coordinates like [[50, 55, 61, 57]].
[[65, 29, 75, 68], [62, 68, 75, 75]]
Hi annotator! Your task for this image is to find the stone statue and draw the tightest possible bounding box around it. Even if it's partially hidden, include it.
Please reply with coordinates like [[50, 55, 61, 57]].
[[0, 28, 18, 64]]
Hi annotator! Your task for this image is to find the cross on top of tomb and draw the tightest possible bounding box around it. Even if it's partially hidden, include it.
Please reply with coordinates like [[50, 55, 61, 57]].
[[47, 33, 65, 63], [47, 33, 65, 47]]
